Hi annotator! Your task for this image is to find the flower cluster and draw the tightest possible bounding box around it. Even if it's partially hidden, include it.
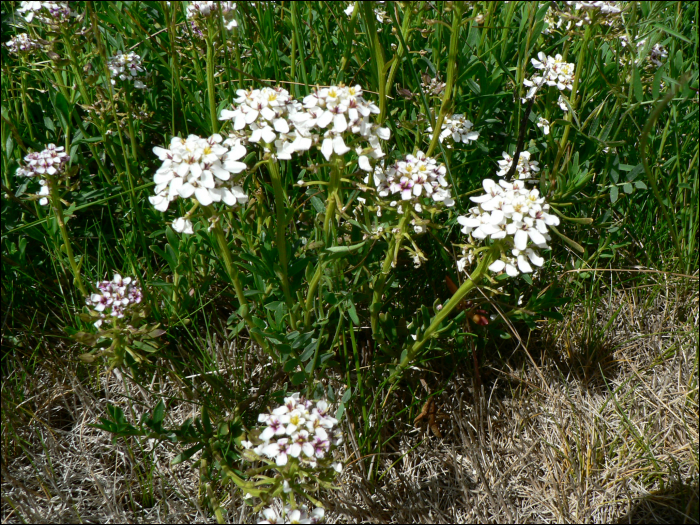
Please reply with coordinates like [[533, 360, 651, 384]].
[[17, 1, 72, 24], [457, 178, 560, 276], [149, 134, 249, 233], [258, 502, 325, 524], [186, 1, 238, 31], [221, 84, 390, 164], [107, 52, 147, 89], [16, 144, 70, 206], [251, 393, 343, 472], [566, 1, 622, 14], [427, 114, 479, 146], [5, 33, 41, 54], [496, 150, 540, 180], [85, 274, 143, 328], [301, 84, 389, 161], [370, 151, 455, 210], [220, 87, 312, 159], [421, 73, 446, 97], [523, 52, 576, 102]]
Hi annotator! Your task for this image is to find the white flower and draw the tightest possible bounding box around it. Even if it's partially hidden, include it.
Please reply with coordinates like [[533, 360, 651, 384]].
[[458, 178, 560, 278], [427, 114, 479, 147], [344, 2, 355, 17], [496, 151, 540, 180], [149, 134, 249, 214], [5, 33, 41, 54], [372, 151, 455, 211], [18, 1, 72, 24], [107, 52, 147, 89], [86, 274, 143, 322], [537, 117, 550, 135], [523, 52, 575, 102], [172, 217, 194, 234]]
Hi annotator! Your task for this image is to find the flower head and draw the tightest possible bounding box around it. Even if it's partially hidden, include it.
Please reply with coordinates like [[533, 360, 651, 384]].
[[86, 274, 143, 328], [107, 52, 147, 89]]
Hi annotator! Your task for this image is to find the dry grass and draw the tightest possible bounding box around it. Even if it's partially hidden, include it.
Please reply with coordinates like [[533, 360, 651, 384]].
[[2, 278, 698, 524]]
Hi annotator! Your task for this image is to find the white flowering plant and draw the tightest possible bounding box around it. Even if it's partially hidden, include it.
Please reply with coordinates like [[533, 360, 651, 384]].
[[2, 1, 697, 523]]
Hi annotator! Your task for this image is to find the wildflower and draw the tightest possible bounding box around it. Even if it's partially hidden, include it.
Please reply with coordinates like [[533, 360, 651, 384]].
[[253, 393, 343, 470], [107, 52, 147, 89], [5, 33, 41, 54], [536, 117, 550, 135], [15, 144, 70, 206], [427, 114, 479, 146], [258, 502, 325, 524], [149, 134, 249, 230], [85, 274, 143, 328], [496, 151, 540, 180], [457, 178, 560, 277], [370, 151, 455, 210], [17, 1, 72, 24], [186, 1, 238, 31], [523, 52, 575, 102]]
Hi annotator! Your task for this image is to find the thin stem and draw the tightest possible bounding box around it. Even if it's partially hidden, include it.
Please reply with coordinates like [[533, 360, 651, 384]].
[[266, 161, 298, 329], [388, 244, 500, 384], [203, 206, 271, 353], [361, 3, 387, 122], [426, 4, 463, 157], [48, 177, 87, 298], [123, 88, 140, 163], [370, 208, 412, 340]]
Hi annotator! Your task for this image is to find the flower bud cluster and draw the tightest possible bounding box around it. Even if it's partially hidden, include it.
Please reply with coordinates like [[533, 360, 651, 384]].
[[258, 502, 325, 524], [16, 144, 70, 206], [496, 150, 540, 180], [566, 1, 622, 14], [457, 178, 560, 276], [369, 151, 455, 211], [186, 1, 238, 31], [523, 52, 575, 102], [149, 134, 249, 233], [86, 274, 143, 328], [5, 33, 42, 54], [251, 393, 343, 472], [427, 114, 479, 147], [17, 1, 72, 24], [107, 52, 147, 89]]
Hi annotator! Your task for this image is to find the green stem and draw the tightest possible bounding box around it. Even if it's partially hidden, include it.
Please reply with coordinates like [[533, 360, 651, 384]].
[[370, 208, 412, 340], [388, 244, 500, 384], [266, 161, 298, 329], [304, 158, 343, 327], [426, 5, 463, 157], [48, 177, 87, 298], [203, 206, 270, 352], [551, 23, 591, 180], [19, 58, 36, 142], [290, 2, 309, 94], [384, 6, 414, 101], [123, 88, 140, 163]]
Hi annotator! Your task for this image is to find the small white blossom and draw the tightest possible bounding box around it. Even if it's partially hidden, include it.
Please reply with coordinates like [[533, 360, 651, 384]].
[[149, 134, 249, 231], [85, 274, 143, 327], [536, 117, 550, 135], [371, 151, 454, 208], [5, 33, 41, 54], [107, 52, 147, 89], [427, 114, 479, 147], [457, 178, 560, 277], [17, 1, 72, 23], [496, 151, 540, 180], [523, 52, 575, 103]]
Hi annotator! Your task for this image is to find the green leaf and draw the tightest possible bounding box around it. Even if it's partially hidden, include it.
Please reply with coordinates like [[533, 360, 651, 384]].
[[171, 443, 205, 466], [291, 372, 306, 385], [610, 185, 619, 203], [632, 66, 643, 103], [623, 183, 633, 194], [634, 181, 647, 190], [152, 399, 166, 426]]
